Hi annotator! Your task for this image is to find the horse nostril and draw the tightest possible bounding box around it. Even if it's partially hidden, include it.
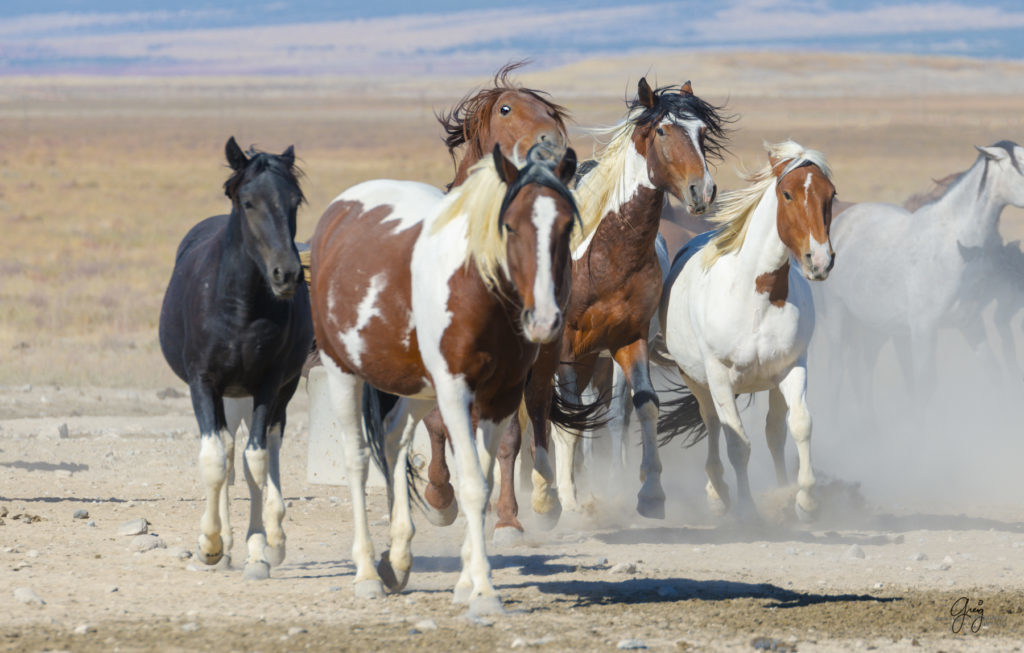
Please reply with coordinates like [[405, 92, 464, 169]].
[[803, 252, 813, 261], [272, 266, 283, 282]]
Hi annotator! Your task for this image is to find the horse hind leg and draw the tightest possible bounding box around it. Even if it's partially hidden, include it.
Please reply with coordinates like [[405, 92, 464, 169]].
[[779, 366, 817, 522], [613, 342, 664, 519], [764, 387, 788, 487], [216, 396, 252, 568], [378, 401, 430, 593], [421, 407, 459, 527], [493, 412, 526, 546], [690, 384, 729, 516], [241, 399, 277, 581]]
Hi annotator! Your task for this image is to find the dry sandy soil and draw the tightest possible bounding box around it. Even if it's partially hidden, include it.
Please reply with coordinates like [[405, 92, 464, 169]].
[[2, 51, 1024, 651]]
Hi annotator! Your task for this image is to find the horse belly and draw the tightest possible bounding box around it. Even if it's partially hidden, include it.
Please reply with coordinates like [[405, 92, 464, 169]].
[[311, 192, 431, 397]]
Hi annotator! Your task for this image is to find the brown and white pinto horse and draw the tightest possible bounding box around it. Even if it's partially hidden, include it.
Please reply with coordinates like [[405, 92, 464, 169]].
[[310, 144, 578, 614], [660, 140, 836, 522], [491, 79, 731, 539]]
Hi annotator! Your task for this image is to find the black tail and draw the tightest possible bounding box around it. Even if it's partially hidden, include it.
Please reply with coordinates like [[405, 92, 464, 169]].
[[361, 383, 424, 509], [656, 380, 707, 448], [548, 382, 610, 434]]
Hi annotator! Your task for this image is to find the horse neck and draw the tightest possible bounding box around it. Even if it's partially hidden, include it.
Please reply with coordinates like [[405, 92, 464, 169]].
[[449, 149, 482, 190], [928, 156, 1006, 249], [585, 143, 663, 253], [733, 186, 790, 281], [220, 208, 267, 299]]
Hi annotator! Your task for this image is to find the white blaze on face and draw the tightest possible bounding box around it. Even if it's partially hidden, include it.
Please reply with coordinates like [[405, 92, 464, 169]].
[[803, 171, 813, 208], [664, 115, 713, 202], [529, 195, 560, 338], [338, 272, 387, 368]]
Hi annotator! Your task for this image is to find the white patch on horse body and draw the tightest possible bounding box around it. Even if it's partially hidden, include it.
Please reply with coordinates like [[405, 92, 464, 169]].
[[573, 141, 654, 260], [334, 180, 443, 234], [339, 272, 387, 368]]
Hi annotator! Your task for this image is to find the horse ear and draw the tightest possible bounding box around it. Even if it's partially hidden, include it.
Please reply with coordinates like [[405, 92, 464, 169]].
[[638, 77, 656, 109], [492, 144, 519, 185], [555, 148, 578, 185], [977, 145, 1008, 161], [281, 145, 295, 168], [680, 80, 693, 96], [226, 137, 248, 171]]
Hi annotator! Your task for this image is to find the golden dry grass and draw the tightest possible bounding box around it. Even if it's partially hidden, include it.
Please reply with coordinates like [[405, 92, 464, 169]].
[[2, 52, 1023, 386]]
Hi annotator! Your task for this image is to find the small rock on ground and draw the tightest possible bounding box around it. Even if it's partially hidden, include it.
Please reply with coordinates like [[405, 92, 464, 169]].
[[73, 624, 95, 635], [131, 534, 166, 553], [909, 552, 927, 561], [287, 627, 307, 636], [844, 544, 866, 559], [414, 619, 437, 631], [181, 622, 199, 632], [617, 639, 647, 650], [14, 587, 45, 605], [73, 509, 89, 519], [609, 562, 637, 574], [118, 518, 149, 536]]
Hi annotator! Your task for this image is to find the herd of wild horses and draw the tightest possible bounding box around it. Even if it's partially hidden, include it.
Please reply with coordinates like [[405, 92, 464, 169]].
[[157, 63, 1024, 613]]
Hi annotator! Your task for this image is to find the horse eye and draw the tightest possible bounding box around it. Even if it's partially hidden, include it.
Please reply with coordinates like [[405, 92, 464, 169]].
[[243, 200, 254, 210], [782, 191, 792, 201], [656, 127, 665, 136], [500, 104, 511, 116]]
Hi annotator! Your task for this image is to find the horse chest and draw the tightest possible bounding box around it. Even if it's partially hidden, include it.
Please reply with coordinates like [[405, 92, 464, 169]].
[[568, 255, 661, 354]]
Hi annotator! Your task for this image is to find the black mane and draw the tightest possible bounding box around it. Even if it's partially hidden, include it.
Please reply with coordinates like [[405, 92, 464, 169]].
[[223, 148, 306, 205], [626, 83, 734, 162]]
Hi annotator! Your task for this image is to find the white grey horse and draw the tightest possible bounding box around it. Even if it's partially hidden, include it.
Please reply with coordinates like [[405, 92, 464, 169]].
[[814, 141, 1024, 403]]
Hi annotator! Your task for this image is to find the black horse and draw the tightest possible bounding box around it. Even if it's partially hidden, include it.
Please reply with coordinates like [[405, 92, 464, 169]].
[[158, 137, 313, 580]]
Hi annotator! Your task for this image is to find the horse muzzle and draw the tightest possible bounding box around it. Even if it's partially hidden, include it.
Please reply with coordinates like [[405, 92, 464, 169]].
[[269, 260, 302, 299], [521, 307, 563, 344], [801, 249, 835, 281], [686, 180, 716, 216]]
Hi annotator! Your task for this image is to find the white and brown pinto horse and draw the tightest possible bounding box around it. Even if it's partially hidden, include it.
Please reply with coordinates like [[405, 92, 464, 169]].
[[497, 78, 730, 535], [310, 144, 578, 614], [659, 140, 836, 522]]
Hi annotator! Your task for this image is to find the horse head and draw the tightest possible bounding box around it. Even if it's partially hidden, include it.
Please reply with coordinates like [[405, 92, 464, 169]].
[[493, 142, 578, 343], [630, 77, 730, 215], [439, 62, 569, 189], [223, 136, 305, 299], [977, 140, 1024, 208], [770, 144, 836, 281]]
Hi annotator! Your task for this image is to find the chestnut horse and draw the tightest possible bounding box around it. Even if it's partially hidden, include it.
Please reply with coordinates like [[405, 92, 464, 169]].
[[659, 140, 836, 522], [310, 144, 578, 614], [488, 79, 730, 541], [158, 138, 312, 580]]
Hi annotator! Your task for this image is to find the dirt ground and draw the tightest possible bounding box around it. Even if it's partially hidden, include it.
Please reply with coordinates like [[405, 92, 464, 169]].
[[3, 51, 1024, 651], [1, 384, 1022, 652]]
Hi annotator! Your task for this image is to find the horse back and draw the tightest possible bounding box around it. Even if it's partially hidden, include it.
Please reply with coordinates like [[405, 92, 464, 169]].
[[311, 182, 435, 397]]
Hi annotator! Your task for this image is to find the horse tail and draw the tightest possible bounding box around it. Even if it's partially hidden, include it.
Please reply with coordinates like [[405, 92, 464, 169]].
[[548, 383, 609, 434], [360, 384, 425, 509], [656, 380, 707, 448]]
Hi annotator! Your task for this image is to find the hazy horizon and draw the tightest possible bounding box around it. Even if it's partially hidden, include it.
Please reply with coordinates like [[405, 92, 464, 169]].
[[4, 1, 1024, 76]]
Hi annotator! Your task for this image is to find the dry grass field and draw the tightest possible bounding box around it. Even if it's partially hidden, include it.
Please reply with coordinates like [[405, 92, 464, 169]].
[[3, 51, 1024, 651], [3, 51, 1024, 387]]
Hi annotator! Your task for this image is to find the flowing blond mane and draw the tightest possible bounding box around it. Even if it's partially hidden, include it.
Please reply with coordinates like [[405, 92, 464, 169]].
[[430, 157, 510, 289], [704, 140, 832, 268], [572, 109, 642, 249]]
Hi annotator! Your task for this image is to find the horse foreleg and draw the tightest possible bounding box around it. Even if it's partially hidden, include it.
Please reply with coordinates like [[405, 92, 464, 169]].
[[493, 412, 525, 545], [614, 341, 664, 519], [420, 407, 458, 527], [190, 380, 229, 566], [263, 419, 287, 567], [525, 343, 561, 528], [765, 387, 788, 487], [779, 364, 817, 522], [321, 357, 383, 599], [705, 363, 756, 520], [551, 369, 582, 514], [437, 382, 502, 613], [219, 396, 251, 566]]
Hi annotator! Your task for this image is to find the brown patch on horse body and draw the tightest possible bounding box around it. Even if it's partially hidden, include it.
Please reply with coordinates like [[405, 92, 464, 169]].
[[755, 261, 790, 307], [310, 199, 428, 396]]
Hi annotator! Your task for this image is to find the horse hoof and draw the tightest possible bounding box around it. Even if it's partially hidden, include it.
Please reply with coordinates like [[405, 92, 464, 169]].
[[453, 583, 473, 605], [492, 525, 525, 547], [468, 594, 505, 617], [795, 492, 819, 523], [377, 550, 411, 593], [636, 495, 665, 520], [242, 561, 270, 581], [532, 501, 562, 531], [421, 498, 459, 527], [354, 579, 385, 600], [264, 542, 286, 567], [195, 546, 223, 566]]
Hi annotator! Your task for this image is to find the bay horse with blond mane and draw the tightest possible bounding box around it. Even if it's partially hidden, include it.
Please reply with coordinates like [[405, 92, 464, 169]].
[[310, 143, 579, 614], [488, 78, 730, 540], [659, 140, 836, 522]]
